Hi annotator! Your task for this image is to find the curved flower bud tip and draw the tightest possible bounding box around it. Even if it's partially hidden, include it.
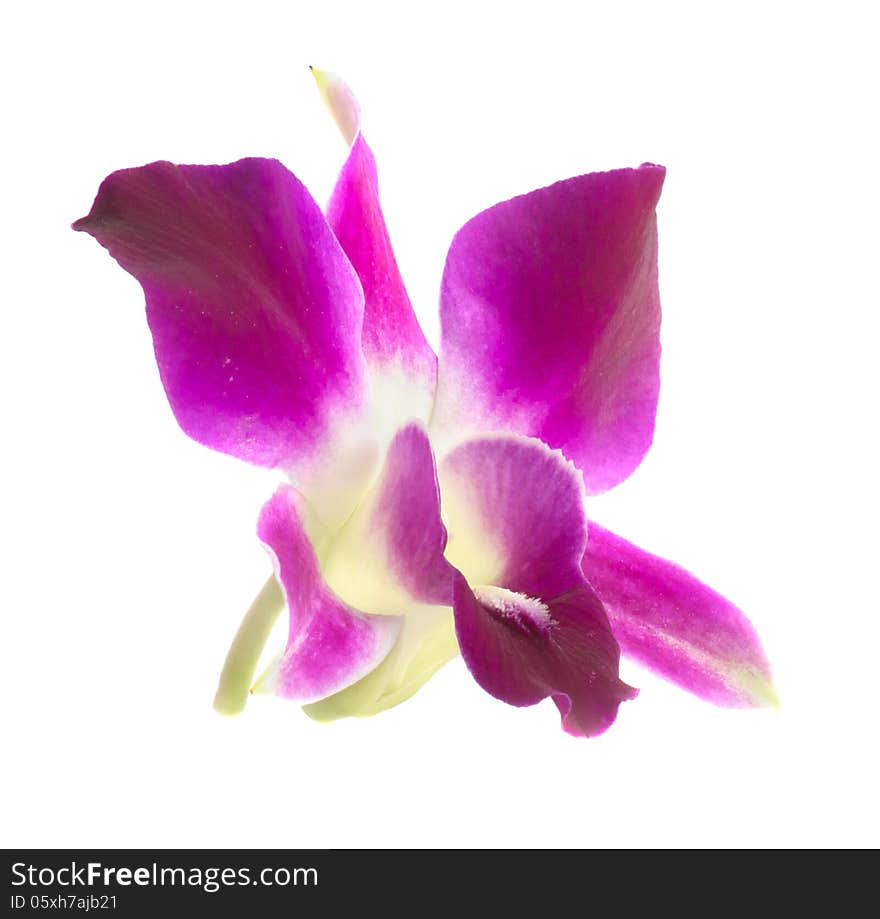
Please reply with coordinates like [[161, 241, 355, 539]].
[[75, 68, 775, 738], [310, 66, 361, 145]]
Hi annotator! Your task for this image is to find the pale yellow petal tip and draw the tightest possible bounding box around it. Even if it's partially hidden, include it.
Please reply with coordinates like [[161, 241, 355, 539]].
[[309, 66, 360, 145], [760, 682, 782, 709], [739, 669, 781, 709]]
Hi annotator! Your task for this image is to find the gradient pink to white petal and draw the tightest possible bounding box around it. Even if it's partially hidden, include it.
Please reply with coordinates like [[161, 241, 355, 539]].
[[255, 486, 401, 702], [318, 67, 437, 444], [432, 164, 664, 496], [72, 157, 378, 530]]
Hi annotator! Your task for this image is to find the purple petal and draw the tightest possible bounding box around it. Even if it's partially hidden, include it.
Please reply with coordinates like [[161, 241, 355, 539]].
[[74, 158, 368, 473], [322, 422, 454, 613], [439, 434, 588, 595], [364, 423, 454, 606], [254, 486, 400, 703], [582, 523, 776, 707], [329, 137, 437, 385], [320, 69, 437, 429], [440, 435, 636, 736], [433, 165, 665, 494], [454, 576, 637, 738]]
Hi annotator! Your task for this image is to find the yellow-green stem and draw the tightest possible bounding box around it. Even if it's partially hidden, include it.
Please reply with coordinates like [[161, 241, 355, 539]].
[[213, 576, 284, 715]]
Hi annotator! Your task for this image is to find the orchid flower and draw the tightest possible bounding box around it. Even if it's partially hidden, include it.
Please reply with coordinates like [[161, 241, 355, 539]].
[[73, 70, 775, 737]]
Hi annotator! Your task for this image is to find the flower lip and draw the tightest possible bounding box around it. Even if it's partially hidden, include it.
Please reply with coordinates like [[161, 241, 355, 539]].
[[455, 573, 637, 738], [441, 434, 634, 737]]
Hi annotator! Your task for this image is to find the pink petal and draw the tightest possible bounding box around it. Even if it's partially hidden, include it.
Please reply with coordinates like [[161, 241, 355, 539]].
[[440, 434, 587, 594], [322, 422, 454, 614], [321, 69, 437, 430], [364, 423, 454, 607], [329, 137, 437, 387], [255, 486, 400, 703], [582, 523, 776, 707], [433, 165, 665, 495], [74, 158, 369, 477], [441, 435, 636, 736]]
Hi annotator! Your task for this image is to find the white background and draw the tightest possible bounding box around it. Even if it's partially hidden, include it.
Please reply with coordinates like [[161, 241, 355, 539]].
[[2, 0, 878, 848]]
